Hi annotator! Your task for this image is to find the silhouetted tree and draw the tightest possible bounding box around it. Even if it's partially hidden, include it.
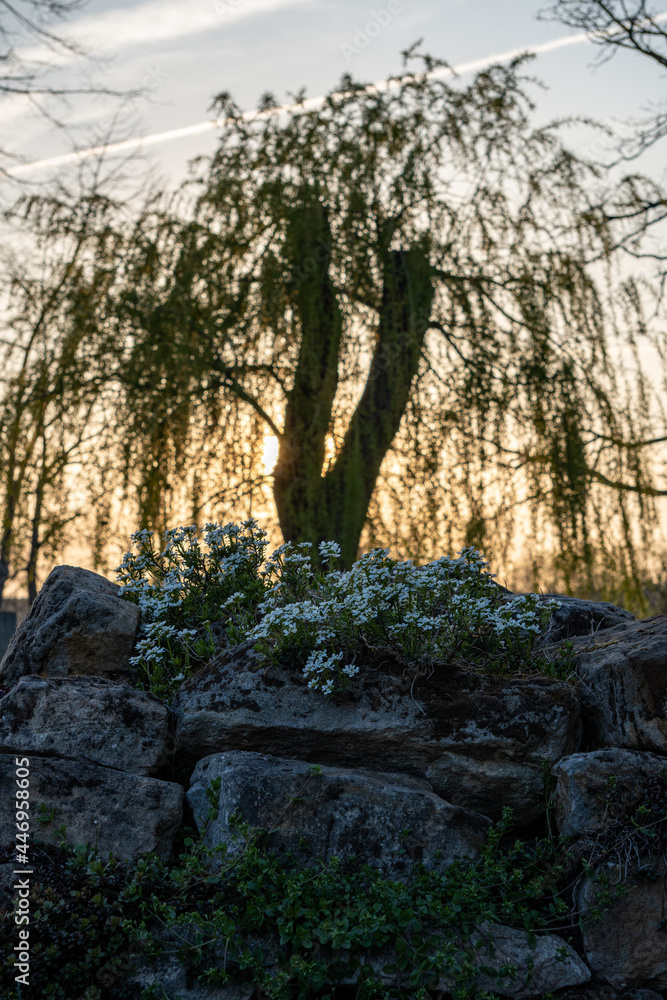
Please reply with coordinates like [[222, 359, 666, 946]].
[[73, 53, 666, 588]]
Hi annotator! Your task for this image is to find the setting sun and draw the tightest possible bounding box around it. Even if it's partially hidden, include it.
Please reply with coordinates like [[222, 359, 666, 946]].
[[261, 434, 280, 475]]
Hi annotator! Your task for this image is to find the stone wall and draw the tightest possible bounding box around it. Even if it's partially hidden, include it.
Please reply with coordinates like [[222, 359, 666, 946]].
[[2, 565, 667, 999]]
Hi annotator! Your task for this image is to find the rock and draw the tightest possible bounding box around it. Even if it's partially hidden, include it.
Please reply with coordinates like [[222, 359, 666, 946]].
[[336, 922, 590, 998], [531, 983, 661, 1000], [462, 922, 591, 998], [129, 916, 259, 999], [131, 952, 253, 1000], [173, 652, 580, 824], [534, 596, 635, 647], [187, 750, 491, 872], [0, 675, 169, 775], [0, 565, 139, 686], [573, 616, 667, 751], [0, 754, 183, 861], [577, 859, 667, 989], [553, 749, 667, 838]]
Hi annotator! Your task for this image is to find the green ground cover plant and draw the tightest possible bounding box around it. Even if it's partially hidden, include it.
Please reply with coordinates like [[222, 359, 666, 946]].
[[0, 804, 584, 1000], [116, 520, 568, 701], [2, 773, 665, 999]]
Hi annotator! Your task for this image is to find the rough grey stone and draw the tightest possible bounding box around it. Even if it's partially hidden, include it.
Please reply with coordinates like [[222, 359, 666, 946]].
[[187, 750, 491, 872], [553, 749, 667, 838], [0, 754, 183, 861], [336, 922, 590, 997], [129, 917, 259, 998], [463, 922, 591, 998], [0, 675, 169, 775], [573, 615, 667, 751], [174, 653, 581, 824], [534, 595, 635, 647], [0, 565, 139, 686], [554, 987, 663, 1000], [131, 953, 253, 1000], [577, 859, 667, 989]]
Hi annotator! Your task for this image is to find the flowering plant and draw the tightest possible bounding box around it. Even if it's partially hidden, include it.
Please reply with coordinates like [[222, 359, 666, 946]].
[[118, 520, 559, 701], [245, 542, 556, 695], [116, 521, 269, 698]]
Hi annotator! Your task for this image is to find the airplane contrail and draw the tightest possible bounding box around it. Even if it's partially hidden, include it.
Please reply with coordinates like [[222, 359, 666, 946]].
[[8, 18, 667, 179]]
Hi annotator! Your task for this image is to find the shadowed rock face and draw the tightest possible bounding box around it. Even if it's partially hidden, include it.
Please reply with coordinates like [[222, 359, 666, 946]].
[[0, 675, 170, 775], [553, 748, 667, 838], [533, 595, 636, 647], [555, 989, 662, 1000], [0, 565, 139, 687], [577, 859, 667, 990], [554, 749, 667, 990], [130, 948, 254, 1000], [454, 923, 591, 999], [0, 753, 183, 861], [572, 616, 667, 751], [173, 651, 581, 824], [333, 921, 590, 998], [187, 750, 492, 873]]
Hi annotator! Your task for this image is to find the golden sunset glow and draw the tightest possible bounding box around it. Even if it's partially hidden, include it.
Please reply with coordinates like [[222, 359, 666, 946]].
[[262, 434, 280, 476]]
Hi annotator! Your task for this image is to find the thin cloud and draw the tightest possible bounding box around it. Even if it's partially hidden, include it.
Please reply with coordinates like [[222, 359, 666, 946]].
[[19, 0, 315, 63], [9, 15, 667, 178]]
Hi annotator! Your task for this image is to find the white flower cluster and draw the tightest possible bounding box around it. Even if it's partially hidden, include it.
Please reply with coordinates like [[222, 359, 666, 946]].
[[116, 519, 270, 697], [246, 543, 552, 694], [302, 650, 351, 695], [117, 519, 553, 700]]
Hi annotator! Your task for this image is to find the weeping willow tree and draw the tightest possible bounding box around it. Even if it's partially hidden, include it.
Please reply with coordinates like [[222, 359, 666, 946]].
[[85, 50, 666, 592], [542, 0, 667, 157], [0, 184, 122, 602]]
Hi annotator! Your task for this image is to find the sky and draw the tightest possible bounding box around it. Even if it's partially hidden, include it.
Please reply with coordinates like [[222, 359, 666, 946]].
[[3, 0, 667, 189]]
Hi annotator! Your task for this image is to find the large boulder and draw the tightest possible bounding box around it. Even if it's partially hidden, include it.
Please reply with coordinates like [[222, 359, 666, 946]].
[[0, 675, 169, 775], [0, 754, 183, 861], [131, 952, 253, 1000], [455, 922, 591, 998], [553, 748, 667, 837], [334, 922, 590, 998], [555, 990, 661, 1000], [187, 750, 491, 873], [0, 565, 139, 686], [573, 616, 667, 751], [173, 651, 581, 824], [534, 595, 635, 647], [577, 859, 667, 989]]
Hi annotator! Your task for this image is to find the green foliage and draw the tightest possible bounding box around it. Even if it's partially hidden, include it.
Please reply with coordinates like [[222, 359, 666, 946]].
[[116, 520, 270, 698], [0, 809, 571, 1000], [117, 520, 572, 701], [5, 772, 664, 999]]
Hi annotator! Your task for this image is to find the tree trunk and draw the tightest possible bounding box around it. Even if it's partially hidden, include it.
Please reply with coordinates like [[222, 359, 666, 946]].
[[26, 480, 44, 605], [273, 190, 343, 548], [322, 243, 435, 565], [273, 215, 434, 565], [0, 492, 18, 606]]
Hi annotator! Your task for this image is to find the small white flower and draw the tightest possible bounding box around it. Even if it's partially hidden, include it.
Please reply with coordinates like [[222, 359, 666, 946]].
[[318, 540, 341, 561]]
